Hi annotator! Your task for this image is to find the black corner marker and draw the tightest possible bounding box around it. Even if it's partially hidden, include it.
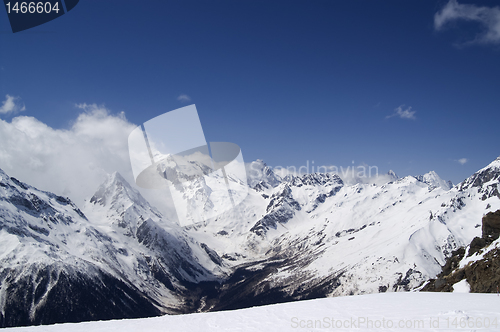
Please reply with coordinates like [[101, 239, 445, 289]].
[[64, 0, 78, 12], [3, 0, 79, 33]]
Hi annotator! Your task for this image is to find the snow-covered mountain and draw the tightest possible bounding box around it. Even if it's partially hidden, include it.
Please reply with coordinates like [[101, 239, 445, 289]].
[[0, 170, 227, 327], [416, 170, 453, 191], [1, 156, 499, 327], [183, 158, 499, 309], [83, 171, 227, 285], [0, 169, 162, 327], [246, 159, 282, 189]]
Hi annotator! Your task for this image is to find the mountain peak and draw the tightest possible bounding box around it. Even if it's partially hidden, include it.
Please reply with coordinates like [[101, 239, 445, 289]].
[[459, 156, 500, 194], [416, 171, 452, 191], [89, 172, 146, 208], [488, 156, 500, 168], [109, 171, 138, 191], [246, 160, 281, 188], [472, 157, 500, 175], [110, 171, 126, 183], [387, 170, 398, 180], [86, 172, 163, 232]]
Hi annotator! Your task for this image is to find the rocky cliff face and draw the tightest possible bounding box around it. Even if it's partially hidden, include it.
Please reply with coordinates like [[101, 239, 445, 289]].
[[422, 209, 500, 293], [0, 170, 164, 327], [482, 210, 500, 242]]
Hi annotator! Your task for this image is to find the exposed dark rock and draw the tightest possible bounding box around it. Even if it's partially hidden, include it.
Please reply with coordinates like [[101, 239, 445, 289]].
[[422, 210, 500, 293], [0, 264, 162, 328], [441, 248, 466, 277], [393, 269, 422, 291], [197, 257, 344, 312], [465, 248, 500, 293], [468, 237, 486, 257], [250, 185, 300, 236], [421, 248, 465, 292], [482, 210, 500, 242], [253, 181, 270, 192], [201, 243, 223, 266]]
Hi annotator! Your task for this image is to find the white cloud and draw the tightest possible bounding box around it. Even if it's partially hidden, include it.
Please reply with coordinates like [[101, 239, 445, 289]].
[[0, 105, 134, 204], [457, 158, 468, 165], [386, 105, 416, 120], [434, 0, 500, 45], [0, 94, 25, 115], [0, 105, 179, 221], [177, 94, 191, 102]]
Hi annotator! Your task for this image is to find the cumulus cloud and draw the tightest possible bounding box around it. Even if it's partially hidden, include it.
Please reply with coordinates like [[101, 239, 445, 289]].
[[0, 94, 25, 115], [0, 105, 178, 220], [456, 158, 468, 165], [177, 94, 191, 102], [434, 0, 500, 45], [0, 105, 135, 203], [386, 105, 416, 120]]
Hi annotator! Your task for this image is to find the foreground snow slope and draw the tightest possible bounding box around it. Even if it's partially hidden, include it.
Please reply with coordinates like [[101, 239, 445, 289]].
[[5, 293, 500, 332]]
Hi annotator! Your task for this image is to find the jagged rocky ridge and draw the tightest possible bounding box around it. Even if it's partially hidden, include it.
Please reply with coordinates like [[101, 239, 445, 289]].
[[1, 157, 500, 327]]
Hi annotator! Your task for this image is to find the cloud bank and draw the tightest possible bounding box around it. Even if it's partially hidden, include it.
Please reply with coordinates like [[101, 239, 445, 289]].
[[0, 104, 179, 220], [0, 104, 136, 206], [435, 0, 500, 45], [0, 95, 25, 115]]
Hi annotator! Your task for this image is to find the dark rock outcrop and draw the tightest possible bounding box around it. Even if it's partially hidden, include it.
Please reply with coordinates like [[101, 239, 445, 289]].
[[482, 210, 500, 242], [422, 209, 500, 293]]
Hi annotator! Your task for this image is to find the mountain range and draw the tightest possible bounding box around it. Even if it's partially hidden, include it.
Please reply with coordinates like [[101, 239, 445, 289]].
[[1, 156, 499, 327]]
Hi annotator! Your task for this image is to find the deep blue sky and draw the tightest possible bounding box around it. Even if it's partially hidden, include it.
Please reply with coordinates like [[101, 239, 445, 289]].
[[1, 0, 499, 184]]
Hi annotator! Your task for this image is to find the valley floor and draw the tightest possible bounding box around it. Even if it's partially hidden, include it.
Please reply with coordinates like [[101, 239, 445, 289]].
[[5, 292, 500, 331]]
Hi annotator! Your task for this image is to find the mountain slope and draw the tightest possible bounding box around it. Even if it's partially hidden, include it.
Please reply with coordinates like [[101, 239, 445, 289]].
[[185, 158, 500, 309], [1, 157, 500, 327], [422, 209, 500, 293], [83, 172, 226, 285], [0, 169, 230, 327], [0, 169, 162, 327], [5, 293, 500, 332]]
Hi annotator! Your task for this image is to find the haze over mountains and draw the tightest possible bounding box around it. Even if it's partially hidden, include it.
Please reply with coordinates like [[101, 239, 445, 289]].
[[0, 156, 499, 327]]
